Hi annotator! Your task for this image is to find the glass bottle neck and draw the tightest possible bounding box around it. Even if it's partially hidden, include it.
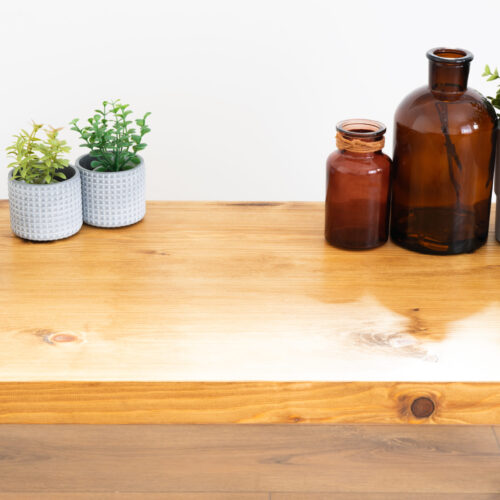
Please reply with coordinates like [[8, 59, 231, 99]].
[[338, 133, 383, 158], [428, 60, 469, 92], [335, 119, 386, 156]]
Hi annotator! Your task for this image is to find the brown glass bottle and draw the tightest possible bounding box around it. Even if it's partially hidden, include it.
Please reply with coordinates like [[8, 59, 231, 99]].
[[325, 119, 391, 250], [391, 48, 498, 254]]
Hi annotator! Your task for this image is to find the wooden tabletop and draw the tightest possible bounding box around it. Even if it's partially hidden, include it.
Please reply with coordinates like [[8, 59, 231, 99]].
[[1, 200, 500, 424]]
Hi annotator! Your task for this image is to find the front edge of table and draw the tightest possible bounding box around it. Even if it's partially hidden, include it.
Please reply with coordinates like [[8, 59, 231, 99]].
[[1, 381, 499, 424]]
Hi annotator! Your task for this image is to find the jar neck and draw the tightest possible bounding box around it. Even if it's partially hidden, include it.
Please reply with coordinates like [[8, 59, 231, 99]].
[[340, 150, 379, 160], [426, 48, 473, 93], [337, 133, 383, 158], [428, 60, 469, 92], [335, 119, 386, 155]]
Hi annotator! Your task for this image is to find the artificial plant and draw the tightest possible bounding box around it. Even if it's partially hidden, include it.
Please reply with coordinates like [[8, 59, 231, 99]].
[[483, 65, 500, 115], [70, 99, 151, 172], [7, 123, 71, 184]]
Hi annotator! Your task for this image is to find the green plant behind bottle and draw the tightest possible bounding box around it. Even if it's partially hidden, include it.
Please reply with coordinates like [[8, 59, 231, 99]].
[[70, 99, 151, 172], [483, 65, 500, 116], [7, 123, 71, 184]]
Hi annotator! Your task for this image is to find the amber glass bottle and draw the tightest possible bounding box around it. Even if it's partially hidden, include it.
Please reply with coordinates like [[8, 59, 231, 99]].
[[325, 119, 391, 250], [391, 48, 498, 254], [496, 128, 500, 242]]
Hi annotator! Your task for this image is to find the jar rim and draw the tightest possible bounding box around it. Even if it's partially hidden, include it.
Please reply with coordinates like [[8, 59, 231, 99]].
[[426, 47, 473, 64], [336, 119, 386, 138]]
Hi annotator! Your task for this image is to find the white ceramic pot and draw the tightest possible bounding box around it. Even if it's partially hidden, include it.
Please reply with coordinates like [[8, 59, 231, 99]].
[[76, 154, 146, 228], [8, 166, 82, 241]]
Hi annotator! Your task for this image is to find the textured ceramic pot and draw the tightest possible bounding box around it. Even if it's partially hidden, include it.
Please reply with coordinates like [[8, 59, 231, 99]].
[[75, 154, 146, 228], [8, 166, 82, 241]]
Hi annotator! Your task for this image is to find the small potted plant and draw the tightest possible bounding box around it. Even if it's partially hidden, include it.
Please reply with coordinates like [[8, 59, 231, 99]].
[[7, 122, 82, 241], [482, 65, 500, 241], [70, 100, 151, 228]]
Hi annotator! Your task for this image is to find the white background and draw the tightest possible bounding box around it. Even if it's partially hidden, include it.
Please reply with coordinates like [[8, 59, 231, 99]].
[[0, 0, 498, 201]]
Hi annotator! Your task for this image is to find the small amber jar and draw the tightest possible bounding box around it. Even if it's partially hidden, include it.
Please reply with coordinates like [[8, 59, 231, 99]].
[[325, 119, 391, 249]]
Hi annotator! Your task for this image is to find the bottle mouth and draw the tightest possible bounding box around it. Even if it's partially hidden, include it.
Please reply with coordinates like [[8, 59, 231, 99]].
[[336, 119, 386, 138], [426, 47, 473, 64]]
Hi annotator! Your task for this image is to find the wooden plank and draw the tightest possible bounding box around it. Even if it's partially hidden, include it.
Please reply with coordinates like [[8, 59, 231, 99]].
[[271, 494, 500, 499], [1, 381, 500, 424], [0, 495, 266, 500], [2, 494, 498, 500], [2, 201, 500, 424], [2, 495, 498, 500], [493, 426, 500, 449], [2, 200, 500, 384], [0, 425, 499, 494]]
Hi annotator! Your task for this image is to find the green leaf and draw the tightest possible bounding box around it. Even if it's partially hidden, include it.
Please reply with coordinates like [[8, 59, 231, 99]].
[[6, 123, 71, 184], [70, 100, 151, 171], [483, 64, 500, 116]]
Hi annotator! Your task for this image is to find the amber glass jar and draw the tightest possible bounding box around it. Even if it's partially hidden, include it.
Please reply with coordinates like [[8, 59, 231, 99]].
[[325, 119, 391, 250], [391, 48, 498, 254], [496, 128, 500, 242]]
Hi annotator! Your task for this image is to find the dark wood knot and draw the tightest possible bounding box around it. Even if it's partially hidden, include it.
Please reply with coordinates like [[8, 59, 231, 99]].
[[411, 396, 435, 418]]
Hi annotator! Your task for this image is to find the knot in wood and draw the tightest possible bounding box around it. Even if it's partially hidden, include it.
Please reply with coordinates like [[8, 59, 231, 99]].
[[43, 331, 85, 345], [411, 396, 435, 419]]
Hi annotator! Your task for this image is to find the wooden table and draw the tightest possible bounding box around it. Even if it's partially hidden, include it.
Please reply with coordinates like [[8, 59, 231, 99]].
[[1, 200, 500, 497]]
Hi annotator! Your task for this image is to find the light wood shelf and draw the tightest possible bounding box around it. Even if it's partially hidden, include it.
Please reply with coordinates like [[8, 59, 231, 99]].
[[1, 200, 499, 424]]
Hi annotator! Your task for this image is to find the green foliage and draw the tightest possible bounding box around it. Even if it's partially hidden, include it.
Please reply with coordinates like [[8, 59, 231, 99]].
[[7, 123, 71, 184], [70, 99, 151, 172], [483, 65, 500, 115]]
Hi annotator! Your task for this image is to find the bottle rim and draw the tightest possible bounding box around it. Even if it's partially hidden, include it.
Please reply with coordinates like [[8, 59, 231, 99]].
[[426, 47, 473, 64], [336, 119, 386, 138]]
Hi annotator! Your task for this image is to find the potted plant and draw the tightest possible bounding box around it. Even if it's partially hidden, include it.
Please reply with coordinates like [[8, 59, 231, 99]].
[[7, 122, 82, 241], [482, 65, 500, 241], [70, 100, 151, 228]]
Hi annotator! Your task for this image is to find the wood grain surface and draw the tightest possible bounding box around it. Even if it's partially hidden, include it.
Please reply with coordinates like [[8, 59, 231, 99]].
[[0, 496, 266, 500], [1, 201, 500, 424], [0, 425, 499, 495], [0, 381, 499, 424], [271, 495, 500, 499], [1, 495, 497, 500]]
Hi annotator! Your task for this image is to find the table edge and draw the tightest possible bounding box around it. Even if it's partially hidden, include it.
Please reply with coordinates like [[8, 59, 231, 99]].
[[1, 381, 499, 425]]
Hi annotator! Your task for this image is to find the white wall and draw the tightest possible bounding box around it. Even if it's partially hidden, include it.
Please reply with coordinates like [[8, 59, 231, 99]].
[[0, 0, 498, 201]]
